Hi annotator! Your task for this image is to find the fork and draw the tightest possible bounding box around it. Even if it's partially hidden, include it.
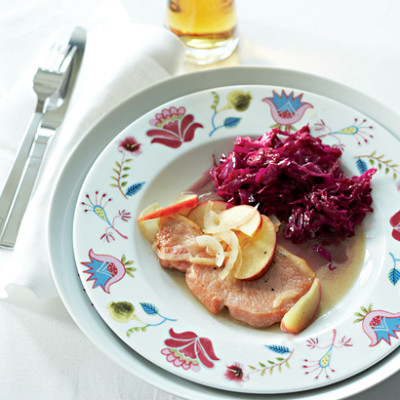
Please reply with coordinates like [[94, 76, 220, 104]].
[[0, 37, 77, 247]]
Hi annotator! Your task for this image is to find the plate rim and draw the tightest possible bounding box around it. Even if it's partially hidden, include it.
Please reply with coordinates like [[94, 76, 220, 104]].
[[48, 66, 400, 400]]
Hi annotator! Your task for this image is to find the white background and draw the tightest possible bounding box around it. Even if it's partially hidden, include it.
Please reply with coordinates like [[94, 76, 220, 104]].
[[1, 0, 400, 399]]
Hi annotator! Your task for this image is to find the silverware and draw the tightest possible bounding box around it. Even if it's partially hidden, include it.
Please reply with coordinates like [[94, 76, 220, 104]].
[[0, 27, 86, 248]]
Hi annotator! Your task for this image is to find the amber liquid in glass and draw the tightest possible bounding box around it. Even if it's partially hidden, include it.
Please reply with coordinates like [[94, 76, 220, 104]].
[[167, 0, 238, 63]]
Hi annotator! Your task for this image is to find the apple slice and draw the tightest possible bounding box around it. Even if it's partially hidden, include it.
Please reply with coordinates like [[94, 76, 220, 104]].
[[235, 208, 263, 237], [138, 202, 161, 242], [280, 278, 322, 334], [137, 194, 198, 222], [203, 205, 262, 236], [172, 193, 201, 216], [233, 215, 277, 280], [187, 200, 228, 229]]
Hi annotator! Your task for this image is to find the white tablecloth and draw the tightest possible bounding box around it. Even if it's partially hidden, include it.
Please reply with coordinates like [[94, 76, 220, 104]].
[[1, 0, 400, 399]]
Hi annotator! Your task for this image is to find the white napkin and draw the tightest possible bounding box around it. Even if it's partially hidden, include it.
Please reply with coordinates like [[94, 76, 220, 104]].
[[0, 2, 185, 299]]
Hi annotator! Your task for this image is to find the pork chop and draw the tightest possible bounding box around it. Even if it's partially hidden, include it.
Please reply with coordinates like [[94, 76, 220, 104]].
[[152, 215, 212, 272], [153, 214, 316, 327], [185, 246, 315, 327]]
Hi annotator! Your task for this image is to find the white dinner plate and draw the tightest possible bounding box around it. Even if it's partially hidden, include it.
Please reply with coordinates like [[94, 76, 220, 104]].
[[49, 66, 400, 399]]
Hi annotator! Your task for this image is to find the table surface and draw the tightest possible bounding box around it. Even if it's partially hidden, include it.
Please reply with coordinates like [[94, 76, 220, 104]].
[[1, 0, 400, 399]]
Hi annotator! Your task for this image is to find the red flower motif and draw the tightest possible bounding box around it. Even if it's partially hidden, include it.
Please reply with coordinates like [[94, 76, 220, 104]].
[[118, 136, 142, 154], [390, 210, 400, 241], [161, 328, 219, 371], [147, 106, 203, 148], [225, 362, 248, 383], [118, 209, 131, 222]]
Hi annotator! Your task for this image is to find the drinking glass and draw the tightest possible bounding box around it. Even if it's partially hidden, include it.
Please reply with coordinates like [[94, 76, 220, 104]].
[[166, 0, 239, 65]]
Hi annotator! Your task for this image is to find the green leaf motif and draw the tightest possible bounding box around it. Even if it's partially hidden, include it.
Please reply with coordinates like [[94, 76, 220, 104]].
[[126, 267, 136, 278], [361, 306, 369, 314], [354, 312, 364, 318], [211, 91, 220, 111]]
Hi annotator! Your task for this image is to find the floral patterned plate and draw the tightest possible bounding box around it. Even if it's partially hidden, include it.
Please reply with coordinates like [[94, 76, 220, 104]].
[[72, 84, 400, 394]]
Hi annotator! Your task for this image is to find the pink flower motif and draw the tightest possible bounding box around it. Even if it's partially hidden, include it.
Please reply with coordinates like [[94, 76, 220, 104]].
[[262, 90, 313, 130], [81, 249, 126, 293], [362, 310, 400, 346], [149, 106, 186, 127], [161, 329, 220, 371], [160, 348, 201, 372], [147, 106, 204, 148]]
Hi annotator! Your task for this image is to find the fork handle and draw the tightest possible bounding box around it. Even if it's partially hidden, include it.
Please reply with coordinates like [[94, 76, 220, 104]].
[[0, 112, 43, 247]]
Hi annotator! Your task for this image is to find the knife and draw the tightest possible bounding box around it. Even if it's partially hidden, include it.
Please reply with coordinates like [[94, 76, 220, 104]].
[[0, 27, 86, 248]]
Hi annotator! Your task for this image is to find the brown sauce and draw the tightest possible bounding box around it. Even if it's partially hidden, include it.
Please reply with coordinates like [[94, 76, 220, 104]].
[[278, 229, 365, 316]]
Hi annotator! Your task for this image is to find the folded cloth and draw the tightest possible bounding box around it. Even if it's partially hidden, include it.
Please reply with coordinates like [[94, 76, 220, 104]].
[[0, 5, 185, 299]]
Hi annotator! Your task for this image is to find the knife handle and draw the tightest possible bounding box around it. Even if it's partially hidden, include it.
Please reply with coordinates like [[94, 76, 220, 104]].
[[0, 112, 43, 244], [0, 127, 50, 248]]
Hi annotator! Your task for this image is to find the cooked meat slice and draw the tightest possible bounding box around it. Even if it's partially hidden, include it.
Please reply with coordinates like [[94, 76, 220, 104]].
[[152, 215, 212, 272], [185, 245, 316, 327]]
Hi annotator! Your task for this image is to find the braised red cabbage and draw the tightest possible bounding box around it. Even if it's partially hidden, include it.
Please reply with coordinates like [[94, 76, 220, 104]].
[[210, 126, 376, 243]]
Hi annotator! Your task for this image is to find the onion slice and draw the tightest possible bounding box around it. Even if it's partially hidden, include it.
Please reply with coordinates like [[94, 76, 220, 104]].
[[195, 235, 225, 267], [153, 248, 191, 261], [212, 230, 241, 279]]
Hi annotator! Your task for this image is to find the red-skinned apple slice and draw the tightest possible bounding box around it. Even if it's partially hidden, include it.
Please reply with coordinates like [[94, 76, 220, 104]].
[[137, 194, 198, 222], [280, 278, 322, 333], [233, 215, 277, 280], [138, 202, 161, 242], [187, 200, 228, 229]]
